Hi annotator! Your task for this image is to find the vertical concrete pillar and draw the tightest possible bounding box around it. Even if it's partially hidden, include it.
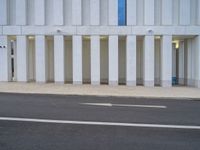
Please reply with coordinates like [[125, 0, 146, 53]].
[[0, 36, 11, 81], [195, 36, 200, 88], [90, 0, 100, 25], [72, 0, 82, 25], [172, 44, 177, 82], [73, 36, 82, 85], [162, 0, 172, 25], [34, 0, 45, 25], [127, 0, 136, 25], [109, 36, 118, 85], [144, 36, 155, 87], [161, 36, 172, 87], [144, 0, 154, 25], [35, 36, 47, 83], [126, 35, 136, 86], [108, 0, 118, 25], [178, 41, 185, 85], [16, 36, 28, 82], [198, 0, 200, 25], [0, 0, 8, 25], [179, 0, 190, 25], [53, 0, 64, 25], [16, 0, 27, 25], [91, 36, 100, 85], [54, 36, 65, 84], [187, 39, 193, 86]]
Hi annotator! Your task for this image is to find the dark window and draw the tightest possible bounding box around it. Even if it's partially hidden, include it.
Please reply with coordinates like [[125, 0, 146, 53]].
[[118, 0, 126, 26]]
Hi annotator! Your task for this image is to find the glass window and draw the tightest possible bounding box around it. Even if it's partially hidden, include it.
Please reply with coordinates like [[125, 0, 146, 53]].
[[118, 0, 126, 26]]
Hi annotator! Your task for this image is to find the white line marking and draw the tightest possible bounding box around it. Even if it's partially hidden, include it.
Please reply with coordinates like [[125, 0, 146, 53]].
[[81, 103, 167, 109], [0, 117, 199, 130]]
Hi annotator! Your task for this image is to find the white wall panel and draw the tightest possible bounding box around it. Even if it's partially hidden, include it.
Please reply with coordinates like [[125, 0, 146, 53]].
[[72, 0, 82, 25], [90, 0, 100, 25], [34, 0, 45, 25], [53, 0, 64, 25], [144, 0, 154, 25], [82, 0, 90, 25], [0, 0, 8, 25], [162, 0, 172, 25], [16, 0, 27, 25], [64, 0, 72, 26], [180, 0, 190, 25], [27, 0, 35, 25], [100, 0, 108, 25], [108, 0, 118, 25], [127, 0, 136, 25]]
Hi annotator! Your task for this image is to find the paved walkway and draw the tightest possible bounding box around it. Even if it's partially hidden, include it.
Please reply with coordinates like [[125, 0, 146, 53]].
[[0, 82, 200, 99]]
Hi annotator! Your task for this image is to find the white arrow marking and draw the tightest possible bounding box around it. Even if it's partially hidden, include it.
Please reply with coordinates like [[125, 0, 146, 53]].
[[81, 103, 167, 109]]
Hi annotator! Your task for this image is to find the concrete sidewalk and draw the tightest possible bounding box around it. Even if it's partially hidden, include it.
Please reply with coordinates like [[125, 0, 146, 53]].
[[0, 82, 200, 99]]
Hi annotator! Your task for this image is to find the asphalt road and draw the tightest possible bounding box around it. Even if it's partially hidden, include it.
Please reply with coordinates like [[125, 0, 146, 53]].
[[0, 93, 200, 150]]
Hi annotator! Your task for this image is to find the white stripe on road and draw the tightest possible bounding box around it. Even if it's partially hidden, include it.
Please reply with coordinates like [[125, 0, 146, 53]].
[[0, 117, 200, 130], [81, 103, 167, 109]]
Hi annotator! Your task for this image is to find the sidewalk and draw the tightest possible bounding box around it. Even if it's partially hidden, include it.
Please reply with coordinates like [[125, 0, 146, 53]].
[[0, 82, 200, 99]]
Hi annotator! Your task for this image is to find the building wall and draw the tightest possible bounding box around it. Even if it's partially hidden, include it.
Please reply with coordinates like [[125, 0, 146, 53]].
[[0, 0, 200, 88]]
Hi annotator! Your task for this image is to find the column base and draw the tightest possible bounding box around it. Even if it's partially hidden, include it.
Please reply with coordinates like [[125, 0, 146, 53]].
[[36, 81, 47, 84], [109, 81, 118, 86], [187, 79, 195, 87], [55, 81, 65, 84], [73, 81, 82, 85], [178, 78, 185, 85], [144, 81, 154, 87], [161, 80, 172, 87], [126, 81, 136, 86], [195, 80, 200, 88], [91, 81, 100, 85]]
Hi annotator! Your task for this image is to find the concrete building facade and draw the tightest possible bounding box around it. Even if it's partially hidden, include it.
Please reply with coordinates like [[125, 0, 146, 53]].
[[0, 0, 200, 88]]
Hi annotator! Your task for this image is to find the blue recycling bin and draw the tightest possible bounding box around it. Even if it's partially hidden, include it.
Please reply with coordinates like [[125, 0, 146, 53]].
[[172, 77, 178, 85]]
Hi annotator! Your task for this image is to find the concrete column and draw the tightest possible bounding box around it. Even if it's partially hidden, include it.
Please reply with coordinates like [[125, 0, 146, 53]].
[[72, 0, 82, 25], [144, 0, 154, 25], [0, 36, 11, 81], [126, 35, 136, 86], [53, 0, 64, 25], [196, 36, 200, 88], [54, 36, 65, 84], [187, 39, 193, 86], [108, 0, 118, 25], [127, 0, 136, 25], [90, 0, 100, 25], [109, 36, 118, 85], [73, 36, 82, 85], [144, 36, 155, 87], [198, 0, 200, 25], [91, 36, 100, 85], [178, 41, 185, 85], [0, 0, 8, 25], [179, 0, 190, 25], [35, 36, 47, 83], [172, 44, 177, 81], [162, 0, 172, 25], [34, 0, 45, 25], [16, 0, 27, 25], [161, 36, 172, 87], [16, 36, 28, 82]]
